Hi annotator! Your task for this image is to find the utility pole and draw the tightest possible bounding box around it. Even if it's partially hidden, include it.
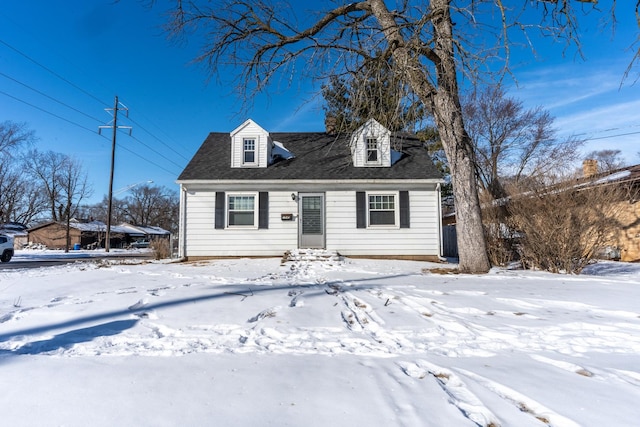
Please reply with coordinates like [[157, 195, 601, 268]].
[[99, 95, 131, 252]]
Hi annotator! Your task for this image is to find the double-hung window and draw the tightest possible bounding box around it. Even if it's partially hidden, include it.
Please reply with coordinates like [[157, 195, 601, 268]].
[[243, 138, 256, 164], [216, 192, 268, 229], [228, 194, 256, 227], [366, 137, 379, 163], [368, 194, 396, 226], [356, 191, 408, 229]]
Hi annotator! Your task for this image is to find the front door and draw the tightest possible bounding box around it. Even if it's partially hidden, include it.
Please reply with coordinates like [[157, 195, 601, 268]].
[[299, 193, 325, 249]]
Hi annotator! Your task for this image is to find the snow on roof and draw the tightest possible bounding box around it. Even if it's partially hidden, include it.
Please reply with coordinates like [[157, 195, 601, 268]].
[[269, 140, 295, 164], [591, 169, 632, 185], [28, 220, 168, 235], [68, 220, 130, 234], [0, 222, 28, 237], [119, 223, 170, 235]]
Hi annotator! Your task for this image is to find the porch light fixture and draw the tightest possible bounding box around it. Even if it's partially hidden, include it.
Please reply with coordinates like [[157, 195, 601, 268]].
[[291, 193, 297, 201]]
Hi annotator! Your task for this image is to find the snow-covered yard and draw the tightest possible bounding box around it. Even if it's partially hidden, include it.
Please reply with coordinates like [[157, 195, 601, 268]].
[[1, 250, 639, 426]]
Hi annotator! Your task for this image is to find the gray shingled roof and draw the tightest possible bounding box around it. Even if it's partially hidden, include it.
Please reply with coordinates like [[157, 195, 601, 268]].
[[178, 132, 443, 181]]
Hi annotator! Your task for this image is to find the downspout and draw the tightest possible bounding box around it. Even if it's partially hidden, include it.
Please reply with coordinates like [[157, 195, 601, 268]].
[[178, 184, 187, 260], [437, 183, 445, 261]]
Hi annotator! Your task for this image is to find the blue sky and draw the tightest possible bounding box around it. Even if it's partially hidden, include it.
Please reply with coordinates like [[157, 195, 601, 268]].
[[1, 1, 639, 205]]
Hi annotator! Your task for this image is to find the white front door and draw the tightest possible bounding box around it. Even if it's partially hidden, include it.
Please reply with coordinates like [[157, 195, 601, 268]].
[[298, 193, 325, 249]]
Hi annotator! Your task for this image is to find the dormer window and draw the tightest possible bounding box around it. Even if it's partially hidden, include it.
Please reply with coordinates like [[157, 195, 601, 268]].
[[351, 119, 391, 167], [366, 138, 379, 163], [243, 138, 256, 164]]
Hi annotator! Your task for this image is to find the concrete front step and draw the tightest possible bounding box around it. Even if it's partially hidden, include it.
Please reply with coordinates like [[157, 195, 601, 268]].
[[282, 249, 342, 263]]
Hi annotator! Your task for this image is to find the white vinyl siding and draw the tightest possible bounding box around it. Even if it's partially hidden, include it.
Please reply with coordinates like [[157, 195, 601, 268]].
[[325, 190, 440, 257], [183, 190, 298, 257], [181, 187, 440, 258]]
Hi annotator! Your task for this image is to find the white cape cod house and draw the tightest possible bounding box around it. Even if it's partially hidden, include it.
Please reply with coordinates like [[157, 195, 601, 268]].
[[177, 118, 444, 260]]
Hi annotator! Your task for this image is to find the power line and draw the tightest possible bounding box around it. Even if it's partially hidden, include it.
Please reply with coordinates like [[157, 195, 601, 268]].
[[583, 131, 640, 142], [126, 114, 190, 162], [0, 38, 109, 108], [116, 141, 182, 176], [0, 38, 188, 175], [0, 29, 188, 175], [0, 89, 101, 135], [127, 133, 186, 169], [0, 71, 104, 123], [1, 88, 182, 176]]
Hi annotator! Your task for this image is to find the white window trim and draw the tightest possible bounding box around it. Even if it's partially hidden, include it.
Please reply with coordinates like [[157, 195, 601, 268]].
[[365, 136, 382, 165], [366, 191, 400, 229], [226, 192, 259, 229], [242, 137, 258, 166]]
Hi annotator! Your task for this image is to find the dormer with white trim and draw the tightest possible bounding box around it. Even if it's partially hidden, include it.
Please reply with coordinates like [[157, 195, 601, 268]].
[[350, 118, 392, 167], [230, 119, 272, 168]]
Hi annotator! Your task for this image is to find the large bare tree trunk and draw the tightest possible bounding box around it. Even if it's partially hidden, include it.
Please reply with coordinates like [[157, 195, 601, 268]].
[[370, 0, 490, 273], [429, 0, 490, 273], [433, 93, 490, 273], [431, 0, 489, 273]]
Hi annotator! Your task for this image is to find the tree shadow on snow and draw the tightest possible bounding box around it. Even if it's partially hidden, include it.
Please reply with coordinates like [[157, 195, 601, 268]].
[[0, 272, 414, 350], [1, 319, 138, 357]]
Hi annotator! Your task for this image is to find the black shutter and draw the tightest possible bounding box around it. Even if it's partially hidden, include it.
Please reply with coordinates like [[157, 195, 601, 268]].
[[258, 192, 269, 229], [399, 191, 410, 228], [356, 191, 366, 228], [215, 192, 225, 229]]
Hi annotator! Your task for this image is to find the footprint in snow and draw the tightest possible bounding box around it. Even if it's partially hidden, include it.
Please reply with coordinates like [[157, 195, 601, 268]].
[[128, 298, 149, 310], [248, 306, 279, 323]]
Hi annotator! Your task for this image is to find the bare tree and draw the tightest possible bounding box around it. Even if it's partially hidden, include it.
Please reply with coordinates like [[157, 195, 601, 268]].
[[22, 150, 67, 221], [584, 149, 626, 173], [121, 185, 179, 234], [0, 122, 41, 224], [160, 0, 639, 273], [0, 121, 35, 155], [464, 85, 583, 201], [0, 155, 46, 225], [82, 185, 178, 234], [58, 156, 92, 252]]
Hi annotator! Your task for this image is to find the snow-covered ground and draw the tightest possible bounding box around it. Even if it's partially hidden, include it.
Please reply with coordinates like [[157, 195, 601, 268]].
[[1, 250, 639, 426]]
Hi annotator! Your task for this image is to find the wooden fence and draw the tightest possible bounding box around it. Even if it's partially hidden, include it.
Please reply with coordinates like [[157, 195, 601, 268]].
[[442, 225, 458, 258]]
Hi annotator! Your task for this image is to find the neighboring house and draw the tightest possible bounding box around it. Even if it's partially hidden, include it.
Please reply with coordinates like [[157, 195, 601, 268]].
[[0, 222, 29, 249], [0, 222, 28, 249], [28, 220, 127, 249], [443, 160, 640, 262], [177, 118, 444, 260], [28, 220, 170, 250], [581, 162, 640, 262]]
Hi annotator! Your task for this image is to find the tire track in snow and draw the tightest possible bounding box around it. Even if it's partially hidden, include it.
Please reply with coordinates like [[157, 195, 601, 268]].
[[382, 292, 508, 357], [531, 354, 640, 389], [456, 369, 580, 427], [530, 355, 594, 377], [339, 291, 415, 352], [398, 360, 501, 427]]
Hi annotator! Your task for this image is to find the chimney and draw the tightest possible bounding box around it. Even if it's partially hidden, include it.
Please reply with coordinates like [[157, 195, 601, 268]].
[[583, 159, 598, 178], [324, 115, 337, 135]]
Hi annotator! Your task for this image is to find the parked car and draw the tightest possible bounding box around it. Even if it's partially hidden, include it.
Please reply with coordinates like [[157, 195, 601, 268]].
[[0, 234, 14, 262], [130, 239, 150, 249]]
